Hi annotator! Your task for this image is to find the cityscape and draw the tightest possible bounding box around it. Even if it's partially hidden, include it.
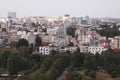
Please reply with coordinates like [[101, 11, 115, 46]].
[[0, 12, 120, 80], [0, 12, 120, 54], [0, 0, 120, 80]]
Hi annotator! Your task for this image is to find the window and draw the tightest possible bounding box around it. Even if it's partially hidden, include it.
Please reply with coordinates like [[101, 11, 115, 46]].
[[46, 49, 49, 51]]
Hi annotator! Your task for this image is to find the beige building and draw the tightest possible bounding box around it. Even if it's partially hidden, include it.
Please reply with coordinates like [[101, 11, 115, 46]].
[[27, 33, 36, 44], [112, 36, 120, 49]]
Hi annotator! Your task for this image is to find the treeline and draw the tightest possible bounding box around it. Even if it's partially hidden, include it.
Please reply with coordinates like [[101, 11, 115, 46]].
[[96, 28, 120, 38], [19, 49, 120, 80], [0, 38, 42, 75], [0, 45, 38, 75], [19, 50, 84, 80], [0, 38, 120, 80]]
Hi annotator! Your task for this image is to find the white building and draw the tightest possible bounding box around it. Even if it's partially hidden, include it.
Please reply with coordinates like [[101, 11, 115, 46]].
[[47, 26, 66, 37], [47, 26, 67, 47], [39, 46, 50, 55], [57, 26, 66, 37], [39, 46, 77, 55], [80, 46, 108, 54], [17, 31, 28, 40], [60, 47, 77, 53], [54, 38, 66, 47], [47, 27, 59, 35], [39, 46, 58, 55], [83, 36, 91, 43], [88, 46, 107, 55], [80, 46, 88, 53]]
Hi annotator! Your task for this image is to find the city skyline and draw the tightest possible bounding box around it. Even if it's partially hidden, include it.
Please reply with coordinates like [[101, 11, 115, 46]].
[[0, 0, 120, 18]]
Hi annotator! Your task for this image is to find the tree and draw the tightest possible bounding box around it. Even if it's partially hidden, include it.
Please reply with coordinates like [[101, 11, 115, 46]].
[[76, 47, 80, 53], [71, 52, 85, 67], [0, 49, 11, 69], [7, 54, 21, 75], [101, 49, 120, 77], [50, 50, 59, 55], [9, 41, 17, 48], [68, 42, 74, 46], [34, 29, 37, 32], [45, 67, 59, 80], [67, 27, 76, 37], [23, 23, 26, 27], [35, 35, 42, 47], [19, 46, 31, 58], [17, 39, 29, 48], [94, 53, 103, 68], [96, 28, 120, 38], [31, 22, 39, 27], [66, 66, 82, 80], [31, 54, 42, 63], [39, 56, 53, 73], [29, 43, 34, 54], [84, 54, 97, 71]]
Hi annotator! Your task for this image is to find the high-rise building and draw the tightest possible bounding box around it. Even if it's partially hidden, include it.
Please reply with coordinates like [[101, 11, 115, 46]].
[[8, 12, 16, 21]]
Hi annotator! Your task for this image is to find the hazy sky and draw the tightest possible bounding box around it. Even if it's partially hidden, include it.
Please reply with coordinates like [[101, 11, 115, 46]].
[[0, 0, 120, 18]]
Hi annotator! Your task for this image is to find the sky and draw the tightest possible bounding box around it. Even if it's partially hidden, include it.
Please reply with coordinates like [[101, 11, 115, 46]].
[[0, 0, 120, 18]]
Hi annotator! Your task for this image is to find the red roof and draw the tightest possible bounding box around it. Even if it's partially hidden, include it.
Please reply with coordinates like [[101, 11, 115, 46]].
[[99, 39, 106, 43], [104, 45, 109, 48], [113, 48, 120, 53]]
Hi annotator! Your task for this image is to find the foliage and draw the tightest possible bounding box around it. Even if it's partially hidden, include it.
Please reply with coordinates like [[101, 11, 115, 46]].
[[68, 42, 74, 46], [9, 41, 17, 47], [67, 27, 76, 37], [18, 46, 31, 58], [96, 28, 120, 38], [16, 39, 29, 48], [0, 49, 11, 69], [71, 52, 85, 67], [35, 35, 42, 47], [84, 54, 97, 71], [7, 54, 21, 75], [66, 66, 82, 80], [0, 45, 120, 79], [31, 22, 39, 27], [50, 50, 59, 55]]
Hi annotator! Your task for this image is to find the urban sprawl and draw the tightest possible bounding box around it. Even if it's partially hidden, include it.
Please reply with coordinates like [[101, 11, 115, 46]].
[[1, 12, 120, 55]]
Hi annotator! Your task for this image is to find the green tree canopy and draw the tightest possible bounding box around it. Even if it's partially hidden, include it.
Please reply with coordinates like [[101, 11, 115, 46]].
[[67, 27, 76, 37], [96, 28, 120, 38], [17, 38, 29, 48], [0, 49, 11, 69], [9, 41, 17, 48], [7, 54, 21, 75], [35, 35, 42, 47]]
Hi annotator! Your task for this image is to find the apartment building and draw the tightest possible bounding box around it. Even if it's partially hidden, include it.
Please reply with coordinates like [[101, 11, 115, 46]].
[[112, 36, 120, 49], [39, 46, 50, 55], [80, 46, 108, 54], [39, 46, 58, 55]]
